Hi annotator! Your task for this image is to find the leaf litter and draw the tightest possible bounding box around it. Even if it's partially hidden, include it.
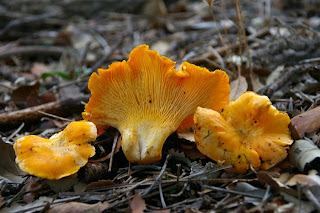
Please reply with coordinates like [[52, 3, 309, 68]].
[[0, 0, 320, 212]]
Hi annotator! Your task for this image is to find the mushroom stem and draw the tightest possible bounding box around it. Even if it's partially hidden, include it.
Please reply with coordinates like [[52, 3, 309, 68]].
[[121, 122, 174, 164]]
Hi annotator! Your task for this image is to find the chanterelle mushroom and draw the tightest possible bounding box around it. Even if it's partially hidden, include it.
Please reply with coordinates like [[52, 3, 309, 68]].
[[14, 120, 97, 180], [82, 44, 230, 164], [194, 91, 293, 173]]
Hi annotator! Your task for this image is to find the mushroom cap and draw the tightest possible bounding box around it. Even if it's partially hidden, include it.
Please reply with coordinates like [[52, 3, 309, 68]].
[[194, 91, 293, 173], [82, 44, 230, 164], [14, 120, 97, 179]]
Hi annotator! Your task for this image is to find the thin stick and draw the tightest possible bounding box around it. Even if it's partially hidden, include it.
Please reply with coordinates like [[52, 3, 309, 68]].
[[207, 3, 226, 47], [0, 12, 58, 37], [183, 164, 232, 179], [235, 0, 252, 73], [0, 46, 65, 59], [303, 187, 320, 210], [204, 185, 264, 199], [169, 183, 188, 197], [159, 178, 166, 208], [5, 122, 24, 144], [37, 111, 73, 122], [142, 154, 171, 196], [108, 132, 119, 172], [0, 95, 89, 130]]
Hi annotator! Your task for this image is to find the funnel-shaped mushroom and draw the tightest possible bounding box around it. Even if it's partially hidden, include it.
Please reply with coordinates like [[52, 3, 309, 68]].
[[83, 45, 230, 164], [194, 92, 293, 173], [14, 120, 97, 179]]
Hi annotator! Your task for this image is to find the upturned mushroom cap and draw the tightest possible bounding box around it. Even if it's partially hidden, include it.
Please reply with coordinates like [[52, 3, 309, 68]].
[[82, 44, 230, 164], [14, 120, 97, 179], [194, 91, 293, 173]]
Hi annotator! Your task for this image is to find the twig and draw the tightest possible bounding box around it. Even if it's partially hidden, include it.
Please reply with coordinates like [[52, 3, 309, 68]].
[[91, 35, 123, 72], [247, 185, 271, 212], [5, 122, 24, 144], [37, 111, 73, 122], [258, 64, 315, 97], [0, 12, 58, 38], [204, 185, 264, 199], [0, 46, 65, 60], [0, 95, 89, 130], [169, 183, 188, 197], [108, 132, 119, 172], [182, 164, 232, 179], [303, 187, 320, 210], [159, 178, 166, 208], [206, 1, 226, 47], [142, 154, 171, 196], [165, 197, 203, 209]]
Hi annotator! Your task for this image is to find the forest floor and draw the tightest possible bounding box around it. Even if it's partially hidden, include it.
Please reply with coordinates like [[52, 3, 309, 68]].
[[0, 0, 320, 212]]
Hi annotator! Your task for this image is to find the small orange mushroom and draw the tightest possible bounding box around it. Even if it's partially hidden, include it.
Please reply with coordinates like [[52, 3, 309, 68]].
[[14, 120, 97, 180], [194, 91, 293, 173], [83, 44, 230, 164]]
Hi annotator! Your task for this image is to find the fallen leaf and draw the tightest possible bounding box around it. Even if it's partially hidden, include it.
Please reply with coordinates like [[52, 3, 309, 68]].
[[130, 192, 146, 213], [285, 170, 320, 187], [266, 65, 284, 85], [289, 106, 320, 139], [31, 62, 51, 78], [228, 182, 266, 199], [229, 76, 247, 101], [289, 139, 320, 172], [84, 180, 115, 191], [1, 196, 53, 213], [257, 171, 298, 198], [11, 81, 40, 108], [0, 139, 25, 183], [47, 201, 109, 213]]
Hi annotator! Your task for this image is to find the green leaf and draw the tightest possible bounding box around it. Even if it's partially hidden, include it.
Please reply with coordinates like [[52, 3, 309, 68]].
[[41, 71, 70, 80]]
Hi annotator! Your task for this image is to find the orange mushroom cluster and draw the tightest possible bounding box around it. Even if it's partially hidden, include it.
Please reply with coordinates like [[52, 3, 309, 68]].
[[14, 120, 97, 180], [13, 45, 294, 179], [194, 92, 293, 173], [83, 44, 230, 164]]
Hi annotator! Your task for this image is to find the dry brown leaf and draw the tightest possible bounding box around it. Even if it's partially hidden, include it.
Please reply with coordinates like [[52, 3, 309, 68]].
[[84, 180, 115, 191], [285, 170, 320, 186], [229, 76, 247, 101], [257, 171, 298, 198], [31, 62, 51, 77], [0, 139, 25, 183], [130, 192, 146, 213], [47, 201, 109, 213], [11, 81, 40, 108], [289, 106, 320, 139]]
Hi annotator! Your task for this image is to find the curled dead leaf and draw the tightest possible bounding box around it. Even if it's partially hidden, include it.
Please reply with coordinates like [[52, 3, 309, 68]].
[[130, 192, 146, 213]]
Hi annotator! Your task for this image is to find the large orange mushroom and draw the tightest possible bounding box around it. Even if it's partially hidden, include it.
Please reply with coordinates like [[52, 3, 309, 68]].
[[83, 45, 230, 164], [14, 120, 97, 180], [194, 91, 293, 173]]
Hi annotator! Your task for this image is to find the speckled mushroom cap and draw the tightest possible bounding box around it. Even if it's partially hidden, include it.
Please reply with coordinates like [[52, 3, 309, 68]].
[[82, 44, 230, 164], [194, 91, 293, 173], [14, 120, 97, 179]]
